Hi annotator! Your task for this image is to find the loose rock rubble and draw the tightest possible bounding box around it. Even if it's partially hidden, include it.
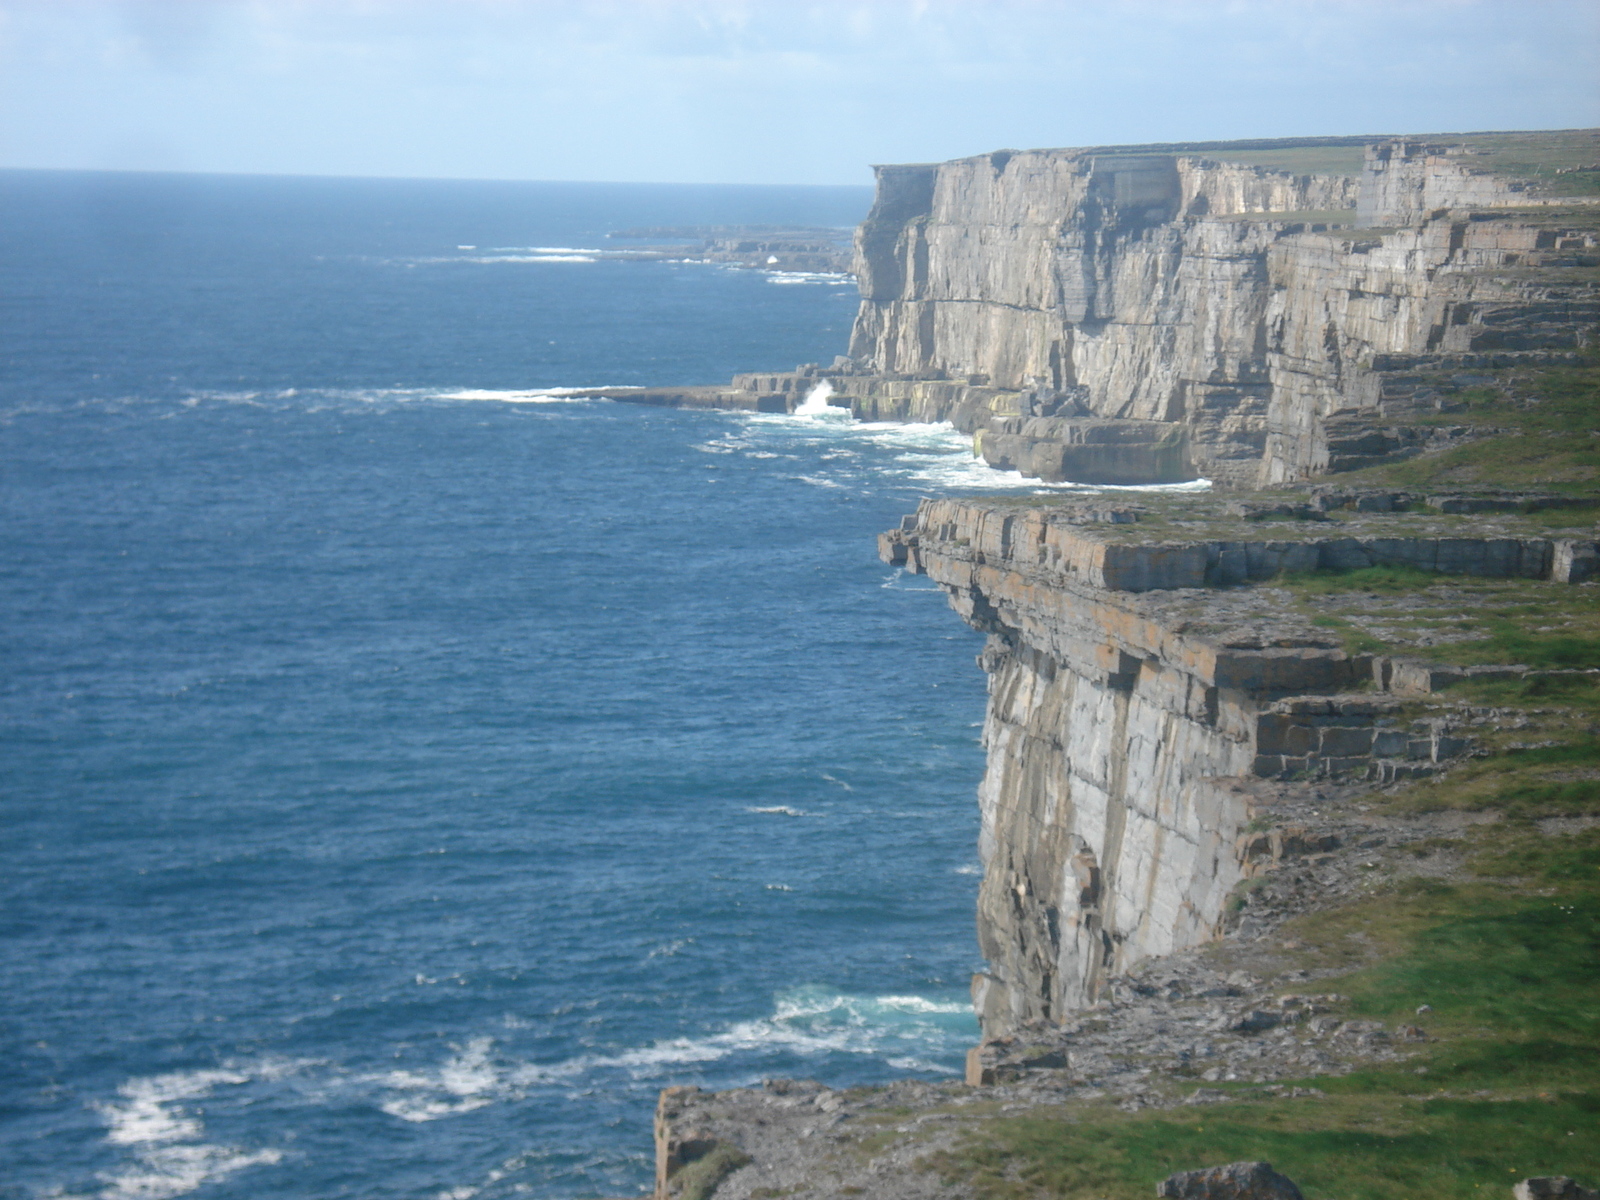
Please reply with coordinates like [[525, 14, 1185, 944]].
[[650, 788, 1494, 1199], [1157, 1161, 1305, 1200]]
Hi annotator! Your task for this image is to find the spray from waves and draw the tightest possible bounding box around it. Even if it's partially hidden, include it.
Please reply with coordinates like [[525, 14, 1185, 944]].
[[376, 1039, 501, 1123], [364, 987, 976, 1124], [740, 410, 1214, 494], [83, 1069, 284, 1200], [794, 381, 845, 418], [490, 247, 609, 256], [434, 387, 627, 403], [507, 984, 977, 1090], [169, 385, 630, 412], [766, 272, 855, 286], [54, 989, 973, 1195], [397, 252, 600, 265]]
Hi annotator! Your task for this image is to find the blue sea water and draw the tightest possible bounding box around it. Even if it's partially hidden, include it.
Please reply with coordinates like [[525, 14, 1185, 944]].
[[0, 170, 1066, 1200]]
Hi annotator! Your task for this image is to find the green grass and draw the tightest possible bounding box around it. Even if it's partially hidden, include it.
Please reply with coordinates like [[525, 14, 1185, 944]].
[[1202, 145, 1369, 178], [1341, 366, 1600, 492], [1468, 621, 1600, 669], [931, 1093, 1599, 1200], [1284, 565, 1453, 595], [1264, 565, 1600, 668], [1381, 733, 1600, 821], [671, 1144, 752, 1200], [1448, 130, 1600, 191], [930, 831, 1600, 1199]]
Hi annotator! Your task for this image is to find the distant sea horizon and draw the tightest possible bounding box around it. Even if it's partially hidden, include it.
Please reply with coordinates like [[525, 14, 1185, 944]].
[[0, 165, 878, 190], [0, 168, 1061, 1199]]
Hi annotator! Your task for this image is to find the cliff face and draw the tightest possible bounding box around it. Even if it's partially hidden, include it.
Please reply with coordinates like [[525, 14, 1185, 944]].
[[879, 494, 1598, 1034], [838, 136, 1599, 488]]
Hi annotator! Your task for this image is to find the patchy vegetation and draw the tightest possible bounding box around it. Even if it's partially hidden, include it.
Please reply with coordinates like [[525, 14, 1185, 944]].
[[930, 827, 1600, 1200], [1271, 567, 1600, 666], [1345, 364, 1600, 493]]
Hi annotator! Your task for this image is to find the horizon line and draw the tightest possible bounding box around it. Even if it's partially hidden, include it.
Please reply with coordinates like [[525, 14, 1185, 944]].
[[0, 163, 878, 190]]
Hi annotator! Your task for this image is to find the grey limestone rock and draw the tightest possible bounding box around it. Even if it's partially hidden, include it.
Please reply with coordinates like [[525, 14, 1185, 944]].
[[1515, 1180, 1600, 1200], [1157, 1161, 1305, 1200]]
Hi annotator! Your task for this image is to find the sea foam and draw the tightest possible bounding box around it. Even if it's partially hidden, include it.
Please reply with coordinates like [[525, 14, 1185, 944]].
[[89, 1069, 283, 1200]]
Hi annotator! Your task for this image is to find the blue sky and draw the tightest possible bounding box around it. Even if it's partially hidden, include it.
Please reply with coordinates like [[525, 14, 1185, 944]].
[[1, 0, 1596, 185]]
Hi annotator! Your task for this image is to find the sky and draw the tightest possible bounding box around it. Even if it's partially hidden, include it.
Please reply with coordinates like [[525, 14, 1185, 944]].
[[0, 0, 1596, 186]]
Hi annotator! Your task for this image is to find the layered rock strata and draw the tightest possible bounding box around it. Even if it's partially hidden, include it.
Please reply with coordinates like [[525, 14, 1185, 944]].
[[648, 758, 1486, 1197], [612, 132, 1599, 489], [847, 138, 1598, 488], [877, 495, 1598, 1035]]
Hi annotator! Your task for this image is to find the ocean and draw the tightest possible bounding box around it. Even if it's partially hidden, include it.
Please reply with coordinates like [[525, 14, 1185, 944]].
[[0, 169, 1090, 1199]]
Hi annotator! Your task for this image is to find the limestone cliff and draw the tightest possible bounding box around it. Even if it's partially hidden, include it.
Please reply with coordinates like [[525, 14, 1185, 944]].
[[842, 134, 1599, 488], [611, 132, 1593, 491], [878, 492, 1597, 1034]]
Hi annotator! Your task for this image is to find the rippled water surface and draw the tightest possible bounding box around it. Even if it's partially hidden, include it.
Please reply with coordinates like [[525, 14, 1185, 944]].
[[0, 170, 1129, 1199]]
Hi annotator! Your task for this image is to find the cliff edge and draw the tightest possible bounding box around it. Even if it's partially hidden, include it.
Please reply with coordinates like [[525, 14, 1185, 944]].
[[641, 130, 1600, 1200], [610, 129, 1599, 493]]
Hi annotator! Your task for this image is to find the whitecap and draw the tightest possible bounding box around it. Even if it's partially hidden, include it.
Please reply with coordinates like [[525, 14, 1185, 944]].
[[374, 1038, 501, 1124], [765, 271, 854, 285], [90, 1069, 283, 1200], [647, 938, 694, 958], [886, 1056, 946, 1072], [880, 568, 941, 591], [490, 246, 608, 255], [730, 411, 1214, 494], [490, 985, 977, 1094], [793, 381, 853, 422], [95, 1144, 285, 1200], [471, 254, 596, 264], [745, 805, 808, 817], [434, 388, 607, 403]]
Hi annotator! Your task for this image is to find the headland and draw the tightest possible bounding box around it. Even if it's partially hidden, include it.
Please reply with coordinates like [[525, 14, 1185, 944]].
[[634, 129, 1600, 1200]]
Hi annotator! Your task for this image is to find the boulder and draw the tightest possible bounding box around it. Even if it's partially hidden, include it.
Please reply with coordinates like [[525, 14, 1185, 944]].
[[1514, 1180, 1600, 1200], [1157, 1161, 1305, 1200]]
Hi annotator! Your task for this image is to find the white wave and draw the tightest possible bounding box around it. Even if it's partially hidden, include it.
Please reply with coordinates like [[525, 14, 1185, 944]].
[[488, 246, 608, 255], [746, 805, 808, 816], [793, 474, 846, 489], [886, 1056, 946, 1072], [880, 568, 941, 591], [169, 385, 638, 414], [508, 986, 973, 1086], [733, 411, 1214, 494], [469, 253, 596, 264], [647, 938, 694, 958], [764, 883, 793, 891], [765, 271, 854, 285], [375, 1038, 501, 1124], [434, 387, 610, 403], [795, 381, 845, 418], [90, 1069, 282, 1200], [954, 863, 983, 876], [819, 993, 972, 1017], [94, 1145, 285, 1200]]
